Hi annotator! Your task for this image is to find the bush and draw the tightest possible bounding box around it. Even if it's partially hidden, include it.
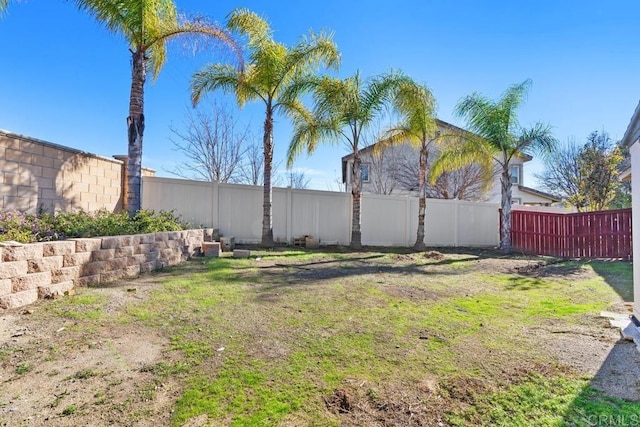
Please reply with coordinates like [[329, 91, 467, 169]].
[[0, 209, 189, 243]]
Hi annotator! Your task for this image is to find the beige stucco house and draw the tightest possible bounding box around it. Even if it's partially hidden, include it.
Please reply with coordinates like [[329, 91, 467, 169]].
[[341, 119, 559, 206], [621, 101, 640, 321]]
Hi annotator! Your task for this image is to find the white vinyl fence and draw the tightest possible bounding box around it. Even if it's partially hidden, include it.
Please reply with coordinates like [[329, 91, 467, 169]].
[[142, 177, 500, 247]]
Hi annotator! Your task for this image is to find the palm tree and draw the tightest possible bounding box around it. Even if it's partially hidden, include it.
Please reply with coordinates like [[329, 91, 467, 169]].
[[73, 0, 242, 214], [431, 79, 556, 253], [191, 8, 340, 247], [376, 79, 437, 251], [287, 71, 405, 250], [0, 1, 8, 12]]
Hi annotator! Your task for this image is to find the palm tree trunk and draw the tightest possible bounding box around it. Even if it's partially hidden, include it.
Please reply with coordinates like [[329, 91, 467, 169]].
[[125, 48, 146, 215], [261, 105, 274, 247], [500, 167, 512, 253], [414, 145, 428, 251], [350, 154, 362, 250]]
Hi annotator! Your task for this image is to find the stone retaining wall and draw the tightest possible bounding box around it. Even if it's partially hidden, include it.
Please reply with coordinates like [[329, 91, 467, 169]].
[[0, 229, 205, 309]]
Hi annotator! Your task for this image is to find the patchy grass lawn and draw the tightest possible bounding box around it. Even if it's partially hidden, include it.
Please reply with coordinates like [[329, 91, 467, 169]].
[[1, 248, 639, 426]]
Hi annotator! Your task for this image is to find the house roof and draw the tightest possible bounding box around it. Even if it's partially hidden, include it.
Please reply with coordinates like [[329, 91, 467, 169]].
[[340, 118, 532, 183], [622, 100, 640, 147], [620, 166, 632, 182], [517, 185, 560, 203]]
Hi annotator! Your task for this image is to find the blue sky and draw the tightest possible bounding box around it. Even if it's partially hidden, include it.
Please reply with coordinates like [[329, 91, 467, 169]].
[[1, 1, 639, 190]]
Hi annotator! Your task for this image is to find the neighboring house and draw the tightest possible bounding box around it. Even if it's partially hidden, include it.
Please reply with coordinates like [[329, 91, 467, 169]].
[[621, 100, 640, 322], [341, 119, 559, 206]]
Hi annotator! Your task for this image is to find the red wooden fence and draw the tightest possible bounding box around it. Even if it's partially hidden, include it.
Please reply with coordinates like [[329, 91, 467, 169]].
[[509, 208, 632, 259]]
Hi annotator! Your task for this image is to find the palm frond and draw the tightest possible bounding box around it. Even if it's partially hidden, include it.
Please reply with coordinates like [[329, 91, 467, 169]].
[[375, 126, 415, 154], [288, 111, 341, 166], [227, 8, 271, 47], [515, 122, 557, 160], [191, 64, 244, 105], [277, 74, 321, 108], [429, 134, 494, 184], [73, 0, 133, 39], [361, 70, 405, 122], [284, 31, 340, 77]]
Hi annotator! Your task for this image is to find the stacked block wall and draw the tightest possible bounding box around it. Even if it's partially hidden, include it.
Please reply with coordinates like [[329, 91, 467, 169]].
[[0, 229, 204, 309], [0, 130, 155, 213]]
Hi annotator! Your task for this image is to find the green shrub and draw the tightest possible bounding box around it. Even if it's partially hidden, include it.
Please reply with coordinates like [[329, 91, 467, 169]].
[[0, 209, 189, 243]]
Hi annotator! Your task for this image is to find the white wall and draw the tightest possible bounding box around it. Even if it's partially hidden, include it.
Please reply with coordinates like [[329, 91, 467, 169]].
[[142, 176, 500, 247], [631, 142, 640, 319]]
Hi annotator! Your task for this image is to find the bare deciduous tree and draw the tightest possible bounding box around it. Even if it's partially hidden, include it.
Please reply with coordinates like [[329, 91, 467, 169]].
[[237, 142, 264, 186], [367, 143, 492, 200], [286, 170, 311, 189], [168, 101, 251, 182]]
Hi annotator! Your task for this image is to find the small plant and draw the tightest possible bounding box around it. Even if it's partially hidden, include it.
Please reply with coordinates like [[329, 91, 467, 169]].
[[62, 404, 77, 416], [15, 364, 30, 375]]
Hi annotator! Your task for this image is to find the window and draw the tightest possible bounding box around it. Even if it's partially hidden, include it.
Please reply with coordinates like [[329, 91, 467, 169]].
[[511, 198, 522, 205], [510, 165, 520, 185], [360, 163, 370, 183]]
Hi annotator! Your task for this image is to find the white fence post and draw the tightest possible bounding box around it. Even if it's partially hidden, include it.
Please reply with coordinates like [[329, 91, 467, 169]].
[[212, 180, 219, 230], [454, 198, 460, 247], [286, 186, 293, 244]]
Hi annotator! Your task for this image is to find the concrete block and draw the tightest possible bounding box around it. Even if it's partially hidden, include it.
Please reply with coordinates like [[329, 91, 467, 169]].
[[81, 261, 107, 276], [233, 249, 251, 258], [12, 271, 52, 292], [305, 237, 320, 249], [139, 261, 157, 273], [167, 231, 180, 240], [63, 252, 92, 267], [0, 278, 12, 296], [220, 237, 235, 251], [164, 255, 183, 266], [135, 244, 155, 254], [203, 228, 214, 242], [115, 246, 135, 258], [202, 242, 220, 257], [105, 258, 128, 271], [51, 266, 81, 284], [153, 241, 168, 250], [74, 274, 100, 287], [0, 288, 38, 309], [28, 256, 63, 273], [139, 233, 156, 244], [3, 243, 44, 261], [166, 239, 182, 249], [38, 280, 74, 299], [124, 265, 140, 277], [100, 269, 126, 283], [70, 238, 102, 253], [0, 261, 28, 279], [91, 248, 116, 261], [144, 252, 159, 263], [101, 235, 133, 249], [128, 254, 146, 266], [128, 235, 142, 245], [155, 232, 169, 242], [43, 241, 76, 257], [160, 248, 178, 259], [187, 229, 204, 240]]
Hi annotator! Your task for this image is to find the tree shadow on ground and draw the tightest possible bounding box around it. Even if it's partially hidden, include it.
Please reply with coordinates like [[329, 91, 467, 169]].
[[564, 339, 640, 424], [589, 260, 633, 302]]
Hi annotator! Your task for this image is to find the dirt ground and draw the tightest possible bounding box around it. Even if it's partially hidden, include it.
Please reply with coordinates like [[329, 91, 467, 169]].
[[0, 251, 638, 426]]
